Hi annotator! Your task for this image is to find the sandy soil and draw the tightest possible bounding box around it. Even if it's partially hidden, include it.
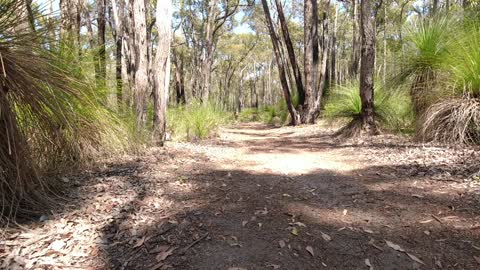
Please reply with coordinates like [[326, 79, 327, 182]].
[[2, 122, 480, 270]]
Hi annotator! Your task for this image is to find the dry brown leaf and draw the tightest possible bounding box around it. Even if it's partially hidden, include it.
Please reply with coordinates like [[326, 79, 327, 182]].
[[365, 258, 373, 270], [133, 236, 146, 248], [49, 240, 66, 252], [385, 240, 404, 252], [306, 246, 314, 257], [321, 232, 331, 242], [156, 247, 175, 262], [406, 253, 425, 265], [150, 262, 164, 270], [419, 219, 433, 224]]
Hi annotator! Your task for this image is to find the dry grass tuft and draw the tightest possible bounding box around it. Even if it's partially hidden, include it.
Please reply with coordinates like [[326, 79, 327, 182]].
[[420, 97, 480, 144]]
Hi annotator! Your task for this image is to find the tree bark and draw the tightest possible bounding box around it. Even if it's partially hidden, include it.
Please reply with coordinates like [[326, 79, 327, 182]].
[[349, 0, 360, 77], [132, 0, 149, 128], [97, 0, 107, 88], [359, 0, 378, 133], [302, 0, 321, 124], [261, 0, 299, 125], [274, 0, 304, 105], [153, 0, 173, 146], [172, 48, 186, 105], [111, 0, 125, 107]]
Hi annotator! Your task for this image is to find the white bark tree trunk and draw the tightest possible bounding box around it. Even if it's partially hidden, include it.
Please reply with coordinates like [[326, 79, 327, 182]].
[[153, 0, 173, 145]]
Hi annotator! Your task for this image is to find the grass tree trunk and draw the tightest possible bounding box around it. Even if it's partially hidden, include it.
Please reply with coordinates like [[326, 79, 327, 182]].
[[132, 0, 149, 128], [359, 0, 378, 134], [153, 0, 172, 146], [261, 0, 299, 125]]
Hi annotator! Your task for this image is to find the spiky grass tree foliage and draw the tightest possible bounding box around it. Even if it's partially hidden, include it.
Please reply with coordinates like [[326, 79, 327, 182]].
[[399, 17, 452, 117], [419, 16, 480, 143], [324, 81, 413, 132], [0, 0, 104, 219]]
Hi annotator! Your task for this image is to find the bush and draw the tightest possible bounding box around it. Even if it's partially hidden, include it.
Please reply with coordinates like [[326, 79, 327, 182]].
[[417, 16, 480, 143], [167, 101, 233, 141], [324, 80, 413, 131]]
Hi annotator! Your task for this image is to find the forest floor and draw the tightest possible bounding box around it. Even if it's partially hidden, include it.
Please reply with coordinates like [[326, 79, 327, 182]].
[[2, 122, 480, 270]]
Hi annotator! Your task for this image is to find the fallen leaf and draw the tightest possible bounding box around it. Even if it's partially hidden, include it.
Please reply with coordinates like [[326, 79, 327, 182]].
[[385, 240, 404, 252], [49, 240, 66, 251], [406, 253, 425, 265], [156, 247, 175, 262], [290, 222, 307, 227], [321, 232, 331, 242], [150, 262, 164, 270], [291, 227, 298, 236], [255, 208, 268, 216], [423, 230, 430, 236], [419, 219, 433, 224], [365, 258, 373, 270], [306, 246, 314, 257], [133, 236, 146, 248], [363, 228, 374, 234], [279, 240, 286, 248]]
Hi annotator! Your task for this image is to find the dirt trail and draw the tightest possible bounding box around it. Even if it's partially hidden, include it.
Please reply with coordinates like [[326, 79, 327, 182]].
[[3, 123, 480, 270]]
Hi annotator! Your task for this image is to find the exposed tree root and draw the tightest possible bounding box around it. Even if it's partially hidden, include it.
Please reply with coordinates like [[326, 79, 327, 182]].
[[334, 115, 380, 139]]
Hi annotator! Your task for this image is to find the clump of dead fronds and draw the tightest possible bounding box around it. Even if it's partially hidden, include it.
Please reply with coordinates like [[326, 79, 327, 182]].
[[420, 97, 480, 144]]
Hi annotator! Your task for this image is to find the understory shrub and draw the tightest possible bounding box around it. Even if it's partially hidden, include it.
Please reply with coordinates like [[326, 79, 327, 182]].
[[167, 102, 233, 141], [402, 14, 480, 143], [324, 80, 413, 131], [0, 1, 143, 219]]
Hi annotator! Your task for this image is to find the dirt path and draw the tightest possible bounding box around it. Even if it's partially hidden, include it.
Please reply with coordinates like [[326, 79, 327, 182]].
[[3, 123, 480, 269]]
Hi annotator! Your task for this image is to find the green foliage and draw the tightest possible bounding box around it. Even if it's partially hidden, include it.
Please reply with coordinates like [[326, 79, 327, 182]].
[[324, 80, 413, 131], [167, 101, 233, 141], [238, 108, 260, 122], [396, 14, 480, 143]]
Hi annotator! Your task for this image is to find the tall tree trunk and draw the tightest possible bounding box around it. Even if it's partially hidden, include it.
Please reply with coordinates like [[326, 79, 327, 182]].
[[359, 0, 378, 133], [350, 0, 360, 77], [153, 0, 173, 145], [331, 4, 338, 86], [97, 0, 107, 88], [83, 3, 101, 84], [200, 0, 218, 104], [302, 0, 320, 124], [172, 48, 186, 105], [274, 0, 304, 105], [111, 0, 125, 107], [132, 0, 149, 128], [383, 2, 387, 85], [261, 0, 299, 125]]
